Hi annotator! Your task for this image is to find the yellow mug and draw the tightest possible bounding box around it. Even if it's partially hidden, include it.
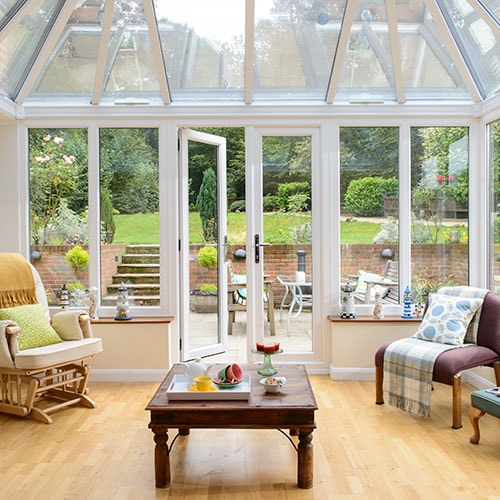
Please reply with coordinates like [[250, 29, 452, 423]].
[[194, 375, 213, 391]]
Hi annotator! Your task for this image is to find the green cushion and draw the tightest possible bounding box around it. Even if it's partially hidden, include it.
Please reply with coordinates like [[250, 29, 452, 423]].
[[471, 389, 500, 418], [0, 304, 62, 350]]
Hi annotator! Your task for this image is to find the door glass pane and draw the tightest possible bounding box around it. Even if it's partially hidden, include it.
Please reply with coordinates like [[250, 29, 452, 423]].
[[29, 128, 89, 307], [188, 141, 220, 351], [490, 120, 500, 294], [340, 127, 400, 306], [99, 128, 159, 311], [411, 127, 469, 305], [262, 135, 312, 352]]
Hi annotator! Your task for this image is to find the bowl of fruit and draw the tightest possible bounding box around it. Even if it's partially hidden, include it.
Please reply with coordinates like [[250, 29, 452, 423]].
[[255, 341, 281, 354]]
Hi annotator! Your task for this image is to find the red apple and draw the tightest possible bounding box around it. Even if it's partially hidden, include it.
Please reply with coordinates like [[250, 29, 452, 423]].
[[256, 342, 265, 352]]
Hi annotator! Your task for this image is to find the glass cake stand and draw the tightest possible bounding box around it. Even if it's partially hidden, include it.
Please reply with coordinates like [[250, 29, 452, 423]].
[[251, 348, 283, 376]]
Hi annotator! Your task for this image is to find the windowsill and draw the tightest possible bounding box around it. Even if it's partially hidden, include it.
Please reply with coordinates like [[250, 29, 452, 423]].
[[91, 316, 174, 324], [328, 315, 421, 322]]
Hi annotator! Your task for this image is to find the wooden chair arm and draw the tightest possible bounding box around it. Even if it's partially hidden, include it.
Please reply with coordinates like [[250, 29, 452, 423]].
[[5, 324, 21, 335]]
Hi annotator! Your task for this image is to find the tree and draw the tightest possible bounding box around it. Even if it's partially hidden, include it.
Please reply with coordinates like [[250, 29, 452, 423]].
[[197, 168, 218, 242]]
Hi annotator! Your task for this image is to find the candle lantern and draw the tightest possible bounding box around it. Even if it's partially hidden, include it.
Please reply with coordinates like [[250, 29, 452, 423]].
[[402, 285, 415, 318], [56, 284, 70, 310], [340, 282, 356, 319], [115, 282, 132, 320]]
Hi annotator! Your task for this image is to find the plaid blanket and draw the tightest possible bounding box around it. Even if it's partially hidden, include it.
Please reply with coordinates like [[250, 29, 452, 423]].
[[383, 338, 457, 417]]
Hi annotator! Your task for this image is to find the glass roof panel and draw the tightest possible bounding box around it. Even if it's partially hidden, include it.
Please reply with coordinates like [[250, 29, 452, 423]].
[[0, 0, 497, 106], [28, 0, 105, 102], [439, 0, 500, 97], [0, 0, 62, 100], [336, 0, 395, 101], [397, 0, 469, 100], [102, 1, 162, 101], [155, 0, 245, 101], [253, 0, 337, 100]]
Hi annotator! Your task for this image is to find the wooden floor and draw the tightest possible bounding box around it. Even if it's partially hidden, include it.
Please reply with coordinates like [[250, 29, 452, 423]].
[[0, 376, 499, 499]]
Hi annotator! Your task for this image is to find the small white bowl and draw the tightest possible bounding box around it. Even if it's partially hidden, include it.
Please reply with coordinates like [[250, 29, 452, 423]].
[[259, 376, 287, 393]]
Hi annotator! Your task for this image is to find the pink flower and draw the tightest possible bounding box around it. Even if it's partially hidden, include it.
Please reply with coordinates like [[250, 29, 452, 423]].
[[62, 155, 75, 164], [53, 137, 64, 145], [448, 176, 454, 182], [437, 175, 445, 182], [43, 134, 51, 141]]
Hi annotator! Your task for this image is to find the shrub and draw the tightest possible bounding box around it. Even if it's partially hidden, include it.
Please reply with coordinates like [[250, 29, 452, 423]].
[[277, 182, 310, 212], [263, 194, 279, 212], [65, 245, 89, 271], [372, 218, 398, 243], [197, 246, 217, 269], [344, 176, 397, 216], [229, 200, 246, 212], [197, 168, 217, 242], [200, 283, 218, 293]]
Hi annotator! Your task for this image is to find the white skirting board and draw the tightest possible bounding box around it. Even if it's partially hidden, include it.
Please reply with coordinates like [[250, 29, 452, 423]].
[[329, 365, 497, 389]]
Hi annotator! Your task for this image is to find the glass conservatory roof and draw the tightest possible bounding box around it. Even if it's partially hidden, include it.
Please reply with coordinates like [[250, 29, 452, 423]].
[[0, 0, 498, 107]]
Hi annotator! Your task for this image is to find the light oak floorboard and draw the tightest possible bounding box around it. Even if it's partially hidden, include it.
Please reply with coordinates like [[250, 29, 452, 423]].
[[0, 377, 499, 499]]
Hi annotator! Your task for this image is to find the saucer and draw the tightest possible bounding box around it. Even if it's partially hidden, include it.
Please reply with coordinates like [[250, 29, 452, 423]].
[[188, 384, 218, 392], [212, 377, 242, 389]]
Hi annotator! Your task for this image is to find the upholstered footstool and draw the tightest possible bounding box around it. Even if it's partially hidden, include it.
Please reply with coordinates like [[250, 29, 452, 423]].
[[468, 388, 500, 444]]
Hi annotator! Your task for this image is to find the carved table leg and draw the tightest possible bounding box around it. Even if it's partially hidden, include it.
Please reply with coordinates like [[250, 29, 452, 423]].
[[151, 425, 171, 488], [297, 429, 314, 489], [468, 407, 485, 444]]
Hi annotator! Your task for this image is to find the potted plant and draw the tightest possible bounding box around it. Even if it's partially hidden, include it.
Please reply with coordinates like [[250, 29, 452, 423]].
[[190, 246, 218, 313]]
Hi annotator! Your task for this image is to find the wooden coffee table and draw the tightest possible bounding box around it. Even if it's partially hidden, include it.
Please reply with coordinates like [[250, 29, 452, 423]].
[[146, 363, 318, 489]]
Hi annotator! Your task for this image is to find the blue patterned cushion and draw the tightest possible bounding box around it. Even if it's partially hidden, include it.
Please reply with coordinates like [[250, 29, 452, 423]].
[[412, 293, 484, 346]]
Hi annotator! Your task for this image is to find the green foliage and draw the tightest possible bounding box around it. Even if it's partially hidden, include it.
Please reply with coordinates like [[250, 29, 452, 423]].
[[344, 177, 397, 216], [229, 200, 246, 212], [200, 283, 218, 293], [197, 246, 217, 269], [277, 182, 310, 212], [197, 168, 218, 242], [99, 128, 159, 214], [291, 221, 312, 243], [43, 199, 88, 245], [262, 194, 279, 212], [29, 132, 80, 244], [372, 218, 398, 243], [65, 245, 89, 271], [100, 190, 116, 243]]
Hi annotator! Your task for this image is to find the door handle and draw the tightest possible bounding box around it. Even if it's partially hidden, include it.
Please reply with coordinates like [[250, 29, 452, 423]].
[[254, 234, 272, 264]]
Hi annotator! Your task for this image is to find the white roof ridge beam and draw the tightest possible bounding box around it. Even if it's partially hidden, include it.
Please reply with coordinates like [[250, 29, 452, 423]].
[[326, 0, 358, 104], [91, 0, 115, 105], [245, 0, 255, 104], [386, 0, 405, 103], [143, 0, 171, 104], [15, 0, 80, 104], [424, 0, 482, 102]]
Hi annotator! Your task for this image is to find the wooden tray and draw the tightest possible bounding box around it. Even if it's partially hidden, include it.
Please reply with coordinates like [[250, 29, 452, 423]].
[[166, 374, 251, 400]]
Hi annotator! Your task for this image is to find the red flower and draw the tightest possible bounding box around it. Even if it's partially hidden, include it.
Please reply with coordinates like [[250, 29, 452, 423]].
[[448, 176, 454, 182], [437, 175, 446, 182]]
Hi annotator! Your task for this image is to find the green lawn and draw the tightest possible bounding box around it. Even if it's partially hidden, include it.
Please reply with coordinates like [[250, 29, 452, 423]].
[[112, 212, 466, 245]]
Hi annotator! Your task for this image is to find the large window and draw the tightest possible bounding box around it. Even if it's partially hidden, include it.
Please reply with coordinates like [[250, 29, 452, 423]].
[[490, 120, 500, 295], [29, 127, 160, 313], [340, 127, 399, 305], [410, 127, 470, 304], [99, 128, 159, 309], [29, 128, 89, 307]]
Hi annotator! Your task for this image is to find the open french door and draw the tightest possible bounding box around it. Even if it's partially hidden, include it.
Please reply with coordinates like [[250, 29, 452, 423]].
[[179, 129, 228, 361]]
